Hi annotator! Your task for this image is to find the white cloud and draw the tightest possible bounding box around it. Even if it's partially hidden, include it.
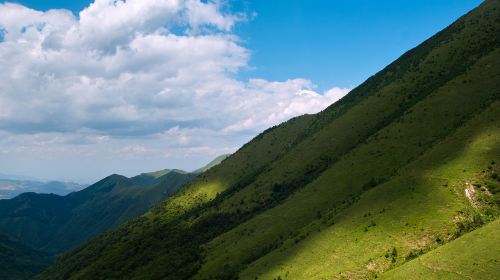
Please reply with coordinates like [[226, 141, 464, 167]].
[[116, 144, 151, 157], [0, 1, 351, 181]]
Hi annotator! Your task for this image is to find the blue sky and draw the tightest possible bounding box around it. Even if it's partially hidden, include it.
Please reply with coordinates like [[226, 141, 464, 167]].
[[0, 0, 483, 183], [233, 0, 483, 90]]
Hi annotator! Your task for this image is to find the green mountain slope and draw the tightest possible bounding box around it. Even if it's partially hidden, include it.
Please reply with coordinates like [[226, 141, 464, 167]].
[[381, 218, 500, 280], [38, 1, 500, 279], [0, 233, 51, 280], [0, 169, 195, 254], [193, 154, 231, 174], [236, 99, 499, 280]]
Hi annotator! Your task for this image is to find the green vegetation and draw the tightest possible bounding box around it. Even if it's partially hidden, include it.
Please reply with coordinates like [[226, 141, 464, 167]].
[[0, 170, 195, 254], [0, 233, 51, 280], [236, 103, 499, 279], [37, 1, 500, 279], [382, 219, 500, 279], [193, 154, 231, 174]]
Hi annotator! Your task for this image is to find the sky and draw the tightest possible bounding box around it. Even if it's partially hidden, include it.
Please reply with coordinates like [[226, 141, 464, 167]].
[[0, 0, 483, 183]]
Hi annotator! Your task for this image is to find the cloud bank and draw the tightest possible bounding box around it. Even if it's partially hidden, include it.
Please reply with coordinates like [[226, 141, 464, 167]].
[[0, 0, 350, 181]]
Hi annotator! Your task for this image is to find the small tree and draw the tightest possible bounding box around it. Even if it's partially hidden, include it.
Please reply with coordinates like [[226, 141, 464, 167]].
[[391, 247, 398, 263]]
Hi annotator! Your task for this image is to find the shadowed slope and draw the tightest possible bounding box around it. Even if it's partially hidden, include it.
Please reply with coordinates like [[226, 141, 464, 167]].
[[0, 233, 51, 280], [0, 170, 194, 254]]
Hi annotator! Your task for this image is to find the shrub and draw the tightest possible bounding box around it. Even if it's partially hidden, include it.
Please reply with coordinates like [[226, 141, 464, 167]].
[[391, 247, 398, 263]]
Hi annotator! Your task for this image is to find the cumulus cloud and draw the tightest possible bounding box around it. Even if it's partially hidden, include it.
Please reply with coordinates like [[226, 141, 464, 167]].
[[0, 0, 350, 181]]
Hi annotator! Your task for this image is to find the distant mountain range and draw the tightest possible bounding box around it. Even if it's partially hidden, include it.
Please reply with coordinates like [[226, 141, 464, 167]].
[[0, 155, 231, 201], [37, 2, 500, 279], [0, 179, 86, 200], [0, 154, 229, 279]]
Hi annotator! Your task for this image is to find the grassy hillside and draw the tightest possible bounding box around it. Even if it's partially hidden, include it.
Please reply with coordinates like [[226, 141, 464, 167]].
[[0, 233, 51, 280], [38, 1, 500, 279], [381, 218, 500, 279], [235, 100, 499, 279]]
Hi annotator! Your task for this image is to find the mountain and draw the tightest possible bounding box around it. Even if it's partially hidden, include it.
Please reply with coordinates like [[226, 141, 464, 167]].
[[39, 1, 500, 279], [0, 179, 86, 200], [0, 170, 195, 254], [0, 155, 228, 279], [193, 154, 231, 173], [0, 233, 51, 280]]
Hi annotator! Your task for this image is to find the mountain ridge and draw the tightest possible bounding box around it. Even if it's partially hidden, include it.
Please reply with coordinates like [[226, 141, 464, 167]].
[[0, 156, 227, 279], [0, 153, 230, 280]]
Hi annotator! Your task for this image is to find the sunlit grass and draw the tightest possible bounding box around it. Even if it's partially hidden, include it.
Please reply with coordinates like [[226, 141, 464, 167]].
[[239, 102, 499, 279], [381, 219, 500, 279]]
